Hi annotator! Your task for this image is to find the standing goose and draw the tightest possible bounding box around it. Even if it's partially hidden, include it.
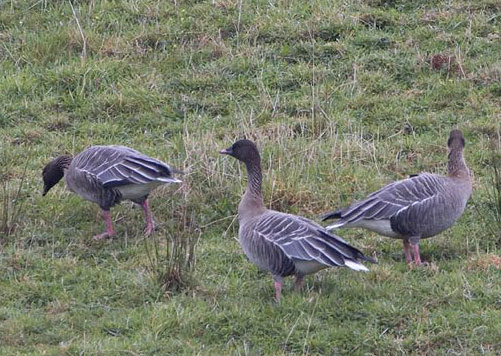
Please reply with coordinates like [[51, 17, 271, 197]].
[[42, 145, 181, 240], [220, 139, 375, 301], [322, 129, 472, 266]]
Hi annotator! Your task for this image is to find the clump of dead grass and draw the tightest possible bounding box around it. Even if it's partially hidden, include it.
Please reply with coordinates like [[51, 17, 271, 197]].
[[468, 253, 501, 270]]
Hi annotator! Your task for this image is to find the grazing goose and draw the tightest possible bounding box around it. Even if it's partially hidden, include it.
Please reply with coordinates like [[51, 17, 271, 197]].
[[322, 129, 472, 266], [220, 139, 375, 301], [42, 145, 181, 240]]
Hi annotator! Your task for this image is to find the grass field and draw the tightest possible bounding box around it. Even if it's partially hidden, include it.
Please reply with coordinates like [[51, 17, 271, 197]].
[[1, 0, 501, 354]]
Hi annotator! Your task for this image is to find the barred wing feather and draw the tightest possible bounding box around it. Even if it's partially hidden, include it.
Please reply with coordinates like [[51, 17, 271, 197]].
[[74, 146, 180, 188], [253, 212, 371, 269], [339, 173, 447, 223]]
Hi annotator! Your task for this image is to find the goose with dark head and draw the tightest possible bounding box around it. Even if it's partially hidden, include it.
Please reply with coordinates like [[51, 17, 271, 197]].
[[42, 145, 181, 240], [220, 139, 374, 301]]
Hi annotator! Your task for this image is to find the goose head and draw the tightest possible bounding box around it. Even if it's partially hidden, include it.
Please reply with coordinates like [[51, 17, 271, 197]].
[[447, 129, 465, 151], [42, 155, 72, 196], [219, 139, 260, 164]]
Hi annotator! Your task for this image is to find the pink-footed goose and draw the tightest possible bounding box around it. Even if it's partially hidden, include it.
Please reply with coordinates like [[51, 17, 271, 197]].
[[220, 139, 375, 301], [42, 145, 181, 240], [322, 129, 472, 266]]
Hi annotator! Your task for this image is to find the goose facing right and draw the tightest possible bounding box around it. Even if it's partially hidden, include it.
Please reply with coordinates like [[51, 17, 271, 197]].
[[220, 139, 375, 301], [322, 129, 472, 266]]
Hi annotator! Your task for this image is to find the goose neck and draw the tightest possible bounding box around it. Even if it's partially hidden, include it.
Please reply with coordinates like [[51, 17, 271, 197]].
[[447, 147, 469, 179], [245, 159, 263, 198], [238, 158, 265, 221]]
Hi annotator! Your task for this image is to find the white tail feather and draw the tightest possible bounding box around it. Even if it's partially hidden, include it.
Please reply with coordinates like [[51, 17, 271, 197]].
[[158, 177, 182, 184], [344, 260, 369, 272], [326, 222, 344, 230]]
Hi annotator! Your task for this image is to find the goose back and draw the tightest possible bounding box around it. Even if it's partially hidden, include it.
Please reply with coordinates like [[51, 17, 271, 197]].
[[325, 172, 472, 239], [240, 210, 372, 278], [65, 145, 180, 209]]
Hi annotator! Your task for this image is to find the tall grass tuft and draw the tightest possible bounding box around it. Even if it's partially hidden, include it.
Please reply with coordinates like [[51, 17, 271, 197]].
[[144, 141, 200, 294], [144, 212, 199, 294], [476, 138, 501, 247], [0, 156, 29, 237], [488, 152, 501, 244]]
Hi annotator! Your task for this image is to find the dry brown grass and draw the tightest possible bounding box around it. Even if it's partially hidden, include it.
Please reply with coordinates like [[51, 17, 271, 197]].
[[468, 253, 501, 270]]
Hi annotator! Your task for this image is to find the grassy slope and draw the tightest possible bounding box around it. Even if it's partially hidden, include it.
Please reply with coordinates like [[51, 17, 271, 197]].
[[1, 0, 500, 354]]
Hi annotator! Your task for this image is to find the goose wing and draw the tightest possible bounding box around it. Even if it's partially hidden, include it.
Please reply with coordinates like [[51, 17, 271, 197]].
[[323, 173, 447, 224], [75, 146, 181, 188], [253, 211, 373, 270]]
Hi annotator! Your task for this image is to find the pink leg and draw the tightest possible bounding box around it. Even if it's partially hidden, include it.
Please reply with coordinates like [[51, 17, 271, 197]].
[[274, 281, 282, 302], [403, 240, 412, 264], [295, 276, 304, 292], [141, 200, 155, 237], [93, 210, 115, 240], [411, 243, 422, 266]]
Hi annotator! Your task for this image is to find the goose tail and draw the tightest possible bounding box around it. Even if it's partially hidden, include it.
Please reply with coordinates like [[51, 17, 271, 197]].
[[158, 176, 182, 184], [344, 260, 369, 272]]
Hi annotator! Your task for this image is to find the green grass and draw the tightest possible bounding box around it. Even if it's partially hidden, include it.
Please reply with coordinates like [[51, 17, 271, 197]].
[[1, 0, 501, 354]]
